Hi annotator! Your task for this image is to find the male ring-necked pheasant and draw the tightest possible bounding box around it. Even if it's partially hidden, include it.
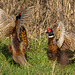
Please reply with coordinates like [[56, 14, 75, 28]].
[[46, 21, 75, 65], [8, 13, 29, 66], [0, 8, 32, 66]]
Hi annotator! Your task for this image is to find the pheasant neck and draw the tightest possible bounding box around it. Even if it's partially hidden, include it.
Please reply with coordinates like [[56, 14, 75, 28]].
[[48, 37, 54, 45]]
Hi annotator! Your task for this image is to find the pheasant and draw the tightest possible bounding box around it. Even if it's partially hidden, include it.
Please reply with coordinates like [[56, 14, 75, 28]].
[[46, 21, 75, 65], [0, 8, 30, 66], [46, 28, 59, 60], [8, 13, 30, 66]]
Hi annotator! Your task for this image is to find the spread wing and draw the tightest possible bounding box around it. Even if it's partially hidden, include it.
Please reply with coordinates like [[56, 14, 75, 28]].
[[61, 32, 75, 51], [16, 6, 36, 41], [53, 21, 75, 51], [0, 9, 15, 38], [16, 6, 35, 48], [53, 21, 65, 48]]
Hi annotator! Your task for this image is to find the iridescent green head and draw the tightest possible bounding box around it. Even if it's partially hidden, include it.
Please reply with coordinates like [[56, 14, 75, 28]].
[[46, 28, 54, 38]]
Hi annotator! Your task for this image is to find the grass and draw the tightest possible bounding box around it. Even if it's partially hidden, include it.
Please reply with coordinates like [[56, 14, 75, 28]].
[[0, 36, 75, 75]]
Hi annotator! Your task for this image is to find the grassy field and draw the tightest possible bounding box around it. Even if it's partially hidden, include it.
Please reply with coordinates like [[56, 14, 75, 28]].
[[0, 36, 75, 75]]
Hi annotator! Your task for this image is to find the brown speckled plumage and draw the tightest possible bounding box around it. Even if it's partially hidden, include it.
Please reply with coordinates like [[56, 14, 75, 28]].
[[47, 21, 75, 65], [48, 37, 58, 60]]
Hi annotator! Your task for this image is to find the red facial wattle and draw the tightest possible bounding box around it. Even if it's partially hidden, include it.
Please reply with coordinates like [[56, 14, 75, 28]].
[[47, 28, 51, 33]]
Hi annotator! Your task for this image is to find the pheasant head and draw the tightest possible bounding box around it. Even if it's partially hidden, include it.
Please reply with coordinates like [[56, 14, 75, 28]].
[[46, 28, 54, 38]]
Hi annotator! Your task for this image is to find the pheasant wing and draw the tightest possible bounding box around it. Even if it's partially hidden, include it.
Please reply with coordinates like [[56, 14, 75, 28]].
[[0, 9, 15, 38], [61, 32, 75, 51], [53, 21, 65, 48], [17, 6, 36, 41]]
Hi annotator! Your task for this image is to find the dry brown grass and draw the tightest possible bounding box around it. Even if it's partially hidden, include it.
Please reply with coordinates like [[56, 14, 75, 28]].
[[0, 0, 75, 41]]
